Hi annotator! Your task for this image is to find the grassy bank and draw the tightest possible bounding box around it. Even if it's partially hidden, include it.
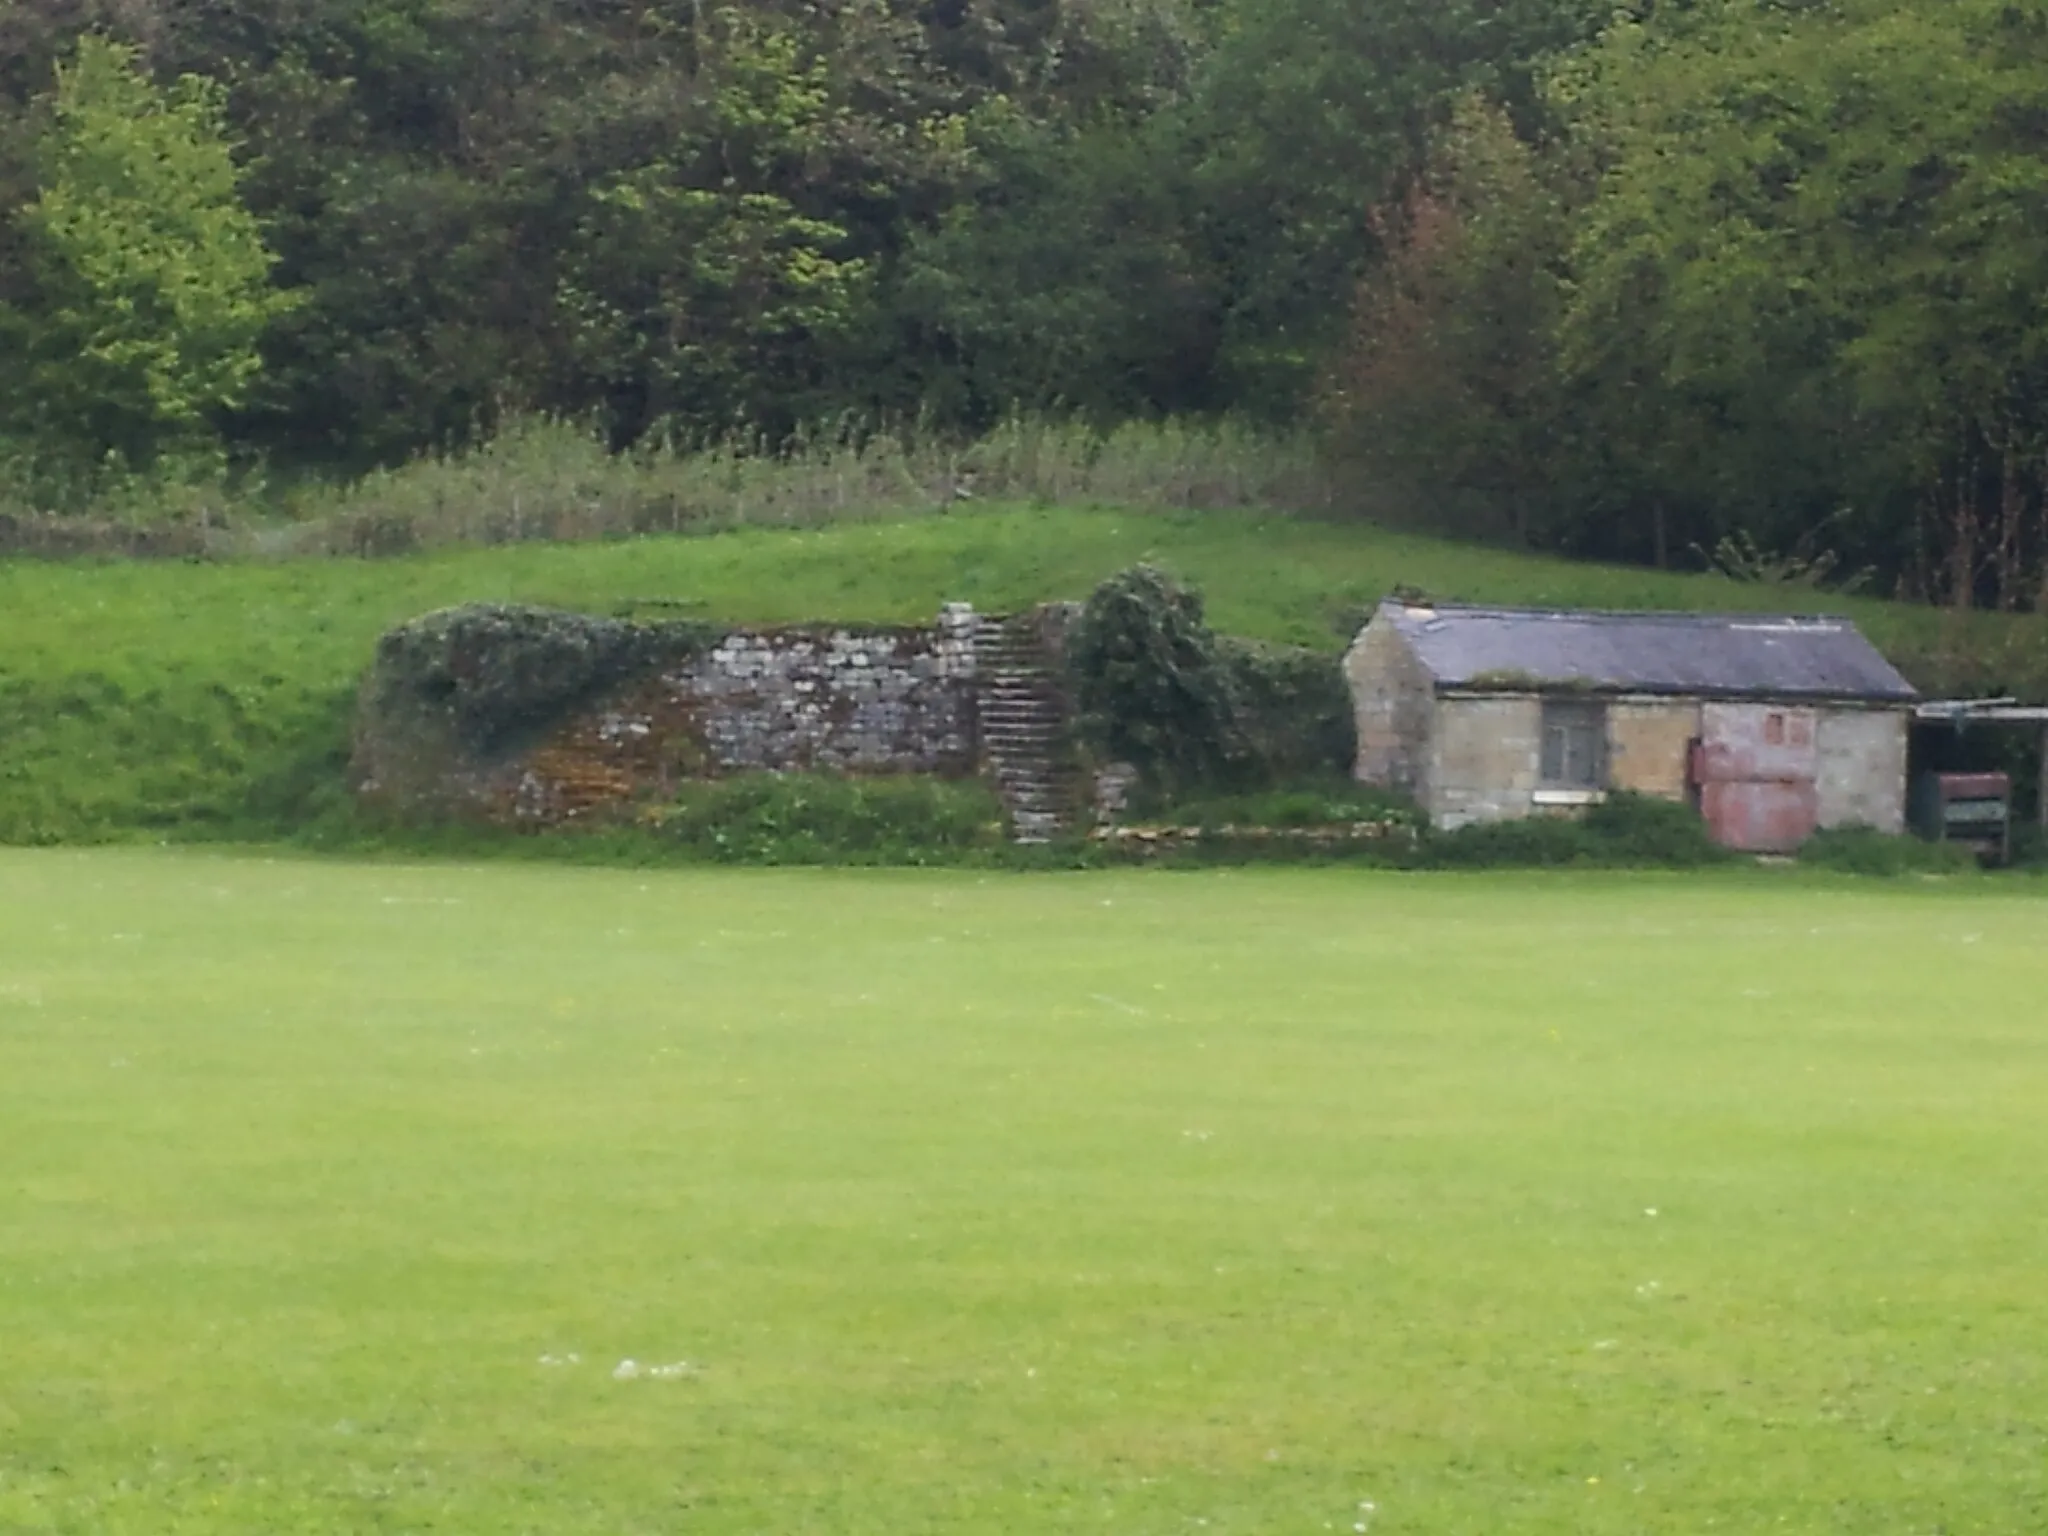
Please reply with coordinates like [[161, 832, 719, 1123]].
[[4, 849, 2044, 1533], [2, 504, 2043, 843]]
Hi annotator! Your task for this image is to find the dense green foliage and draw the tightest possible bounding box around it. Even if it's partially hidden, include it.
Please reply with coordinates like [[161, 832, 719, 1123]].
[[364, 603, 719, 759], [653, 772, 1005, 863], [1328, 0, 2048, 606], [1066, 564, 1245, 792], [7, 2, 2048, 609], [1428, 792, 1733, 870], [13, 0, 1475, 469], [1142, 778, 1423, 834], [1799, 824, 1986, 878], [2, 36, 291, 492], [1065, 565, 1353, 796], [1213, 635, 1356, 788]]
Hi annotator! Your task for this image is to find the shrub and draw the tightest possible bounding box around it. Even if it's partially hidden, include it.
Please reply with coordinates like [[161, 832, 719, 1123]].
[[1580, 791, 1731, 867], [1426, 793, 1730, 869], [1214, 637, 1356, 785], [1799, 826, 1981, 876], [1152, 778, 1422, 832], [1065, 565, 1243, 794], [1427, 813, 1599, 868], [652, 773, 1004, 865], [1065, 565, 1352, 798], [2010, 819, 2046, 870]]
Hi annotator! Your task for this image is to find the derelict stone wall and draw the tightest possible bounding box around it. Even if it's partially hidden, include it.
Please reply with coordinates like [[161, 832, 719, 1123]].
[[353, 603, 982, 824], [685, 611, 978, 774]]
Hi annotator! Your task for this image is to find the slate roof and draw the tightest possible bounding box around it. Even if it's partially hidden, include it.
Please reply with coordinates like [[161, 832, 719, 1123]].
[[1372, 600, 1916, 702]]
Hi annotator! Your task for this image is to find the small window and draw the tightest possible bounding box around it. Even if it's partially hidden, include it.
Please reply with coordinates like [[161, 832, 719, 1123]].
[[1540, 699, 1608, 789]]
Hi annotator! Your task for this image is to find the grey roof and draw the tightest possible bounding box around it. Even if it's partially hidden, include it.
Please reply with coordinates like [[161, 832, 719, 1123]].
[[1373, 600, 1916, 702]]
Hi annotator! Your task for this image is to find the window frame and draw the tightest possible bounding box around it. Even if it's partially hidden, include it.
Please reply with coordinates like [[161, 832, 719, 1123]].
[[1538, 697, 1609, 791]]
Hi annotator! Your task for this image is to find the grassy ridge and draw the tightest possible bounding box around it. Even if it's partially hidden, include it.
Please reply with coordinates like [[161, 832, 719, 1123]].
[[2, 505, 2043, 842]]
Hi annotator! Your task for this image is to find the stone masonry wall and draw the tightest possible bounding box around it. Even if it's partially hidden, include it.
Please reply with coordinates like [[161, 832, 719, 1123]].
[[1427, 695, 1543, 828], [1344, 619, 1436, 799], [1815, 707, 1908, 833], [355, 604, 981, 824]]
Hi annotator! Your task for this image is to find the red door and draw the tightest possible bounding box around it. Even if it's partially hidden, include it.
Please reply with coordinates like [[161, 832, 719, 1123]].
[[1692, 704, 1820, 853]]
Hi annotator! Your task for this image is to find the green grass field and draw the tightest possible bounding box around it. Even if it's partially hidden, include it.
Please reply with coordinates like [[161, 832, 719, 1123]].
[[4, 849, 2044, 1533], [4, 504, 2044, 842]]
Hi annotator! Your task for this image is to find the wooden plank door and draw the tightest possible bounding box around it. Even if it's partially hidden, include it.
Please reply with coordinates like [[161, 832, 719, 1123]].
[[1693, 704, 1820, 853]]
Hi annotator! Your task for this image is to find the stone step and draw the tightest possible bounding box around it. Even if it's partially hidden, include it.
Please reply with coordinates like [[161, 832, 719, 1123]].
[[993, 774, 1071, 794], [993, 777, 1064, 795], [973, 614, 1081, 843], [985, 741, 1062, 757], [981, 675, 1055, 691]]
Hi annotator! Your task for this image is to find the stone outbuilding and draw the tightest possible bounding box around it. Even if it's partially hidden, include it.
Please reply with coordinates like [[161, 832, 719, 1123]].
[[1344, 599, 1918, 851]]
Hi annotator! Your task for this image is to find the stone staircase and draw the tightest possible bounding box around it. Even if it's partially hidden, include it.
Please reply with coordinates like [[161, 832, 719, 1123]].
[[974, 615, 1081, 843]]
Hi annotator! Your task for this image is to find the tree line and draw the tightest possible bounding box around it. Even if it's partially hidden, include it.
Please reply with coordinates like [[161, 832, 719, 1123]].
[[2, 1, 2046, 609]]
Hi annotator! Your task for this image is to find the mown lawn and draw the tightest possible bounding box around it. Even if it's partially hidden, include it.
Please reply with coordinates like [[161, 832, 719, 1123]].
[[3, 504, 2042, 841], [3, 850, 2043, 1533]]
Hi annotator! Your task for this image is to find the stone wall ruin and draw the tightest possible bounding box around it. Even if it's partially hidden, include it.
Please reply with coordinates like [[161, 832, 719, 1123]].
[[352, 603, 983, 825]]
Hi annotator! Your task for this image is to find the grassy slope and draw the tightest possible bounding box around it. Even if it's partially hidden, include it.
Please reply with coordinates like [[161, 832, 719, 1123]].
[[3, 849, 2044, 1534], [1, 505, 2041, 840]]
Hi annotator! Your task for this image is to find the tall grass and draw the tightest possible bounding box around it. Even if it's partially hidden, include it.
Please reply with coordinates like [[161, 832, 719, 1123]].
[[0, 415, 1339, 561], [273, 415, 1338, 558]]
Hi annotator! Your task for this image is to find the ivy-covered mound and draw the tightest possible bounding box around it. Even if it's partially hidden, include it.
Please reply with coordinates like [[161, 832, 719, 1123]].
[[352, 604, 717, 818], [1063, 564, 1355, 802]]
